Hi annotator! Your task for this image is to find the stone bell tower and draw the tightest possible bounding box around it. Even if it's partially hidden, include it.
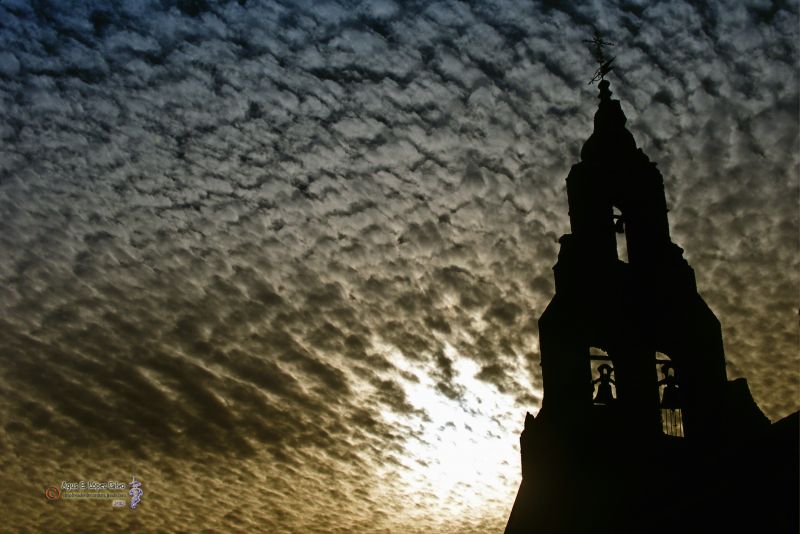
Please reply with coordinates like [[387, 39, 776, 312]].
[[502, 76, 796, 534], [538, 78, 730, 444]]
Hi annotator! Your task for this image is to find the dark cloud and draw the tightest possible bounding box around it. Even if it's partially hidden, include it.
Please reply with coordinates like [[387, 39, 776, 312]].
[[0, 0, 797, 531]]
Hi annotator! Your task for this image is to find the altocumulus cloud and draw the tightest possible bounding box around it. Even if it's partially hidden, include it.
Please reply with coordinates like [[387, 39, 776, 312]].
[[0, 0, 797, 532]]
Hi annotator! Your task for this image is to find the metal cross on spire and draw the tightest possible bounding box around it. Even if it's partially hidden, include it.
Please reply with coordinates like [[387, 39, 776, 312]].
[[584, 31, 615, 84]]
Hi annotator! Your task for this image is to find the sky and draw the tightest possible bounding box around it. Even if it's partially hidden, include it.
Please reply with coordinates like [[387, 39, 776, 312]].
[[0, 0, 797, 532]]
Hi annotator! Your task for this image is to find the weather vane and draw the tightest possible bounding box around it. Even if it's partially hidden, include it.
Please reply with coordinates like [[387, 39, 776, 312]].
[[584, 31, 615, 84]]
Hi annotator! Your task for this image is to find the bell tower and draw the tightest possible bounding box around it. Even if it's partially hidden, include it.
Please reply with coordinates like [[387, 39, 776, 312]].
[[539, 78, 729, 444], [502, 65, 791, 533]]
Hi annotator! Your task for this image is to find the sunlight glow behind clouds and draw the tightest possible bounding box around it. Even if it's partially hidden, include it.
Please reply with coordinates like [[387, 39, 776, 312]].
[[383, 345, 523, 524]]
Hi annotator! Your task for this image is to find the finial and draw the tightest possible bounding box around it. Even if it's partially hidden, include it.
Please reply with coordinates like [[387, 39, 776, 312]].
[[583, 31, 615, 84], [598, 79, 612, 101]]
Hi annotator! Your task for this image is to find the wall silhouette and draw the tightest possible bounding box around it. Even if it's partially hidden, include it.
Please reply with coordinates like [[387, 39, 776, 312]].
[[503, 80, 799, 534]]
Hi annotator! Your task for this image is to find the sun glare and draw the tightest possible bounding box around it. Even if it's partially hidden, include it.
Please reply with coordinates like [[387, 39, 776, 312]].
[[379, 344, 525, 523]]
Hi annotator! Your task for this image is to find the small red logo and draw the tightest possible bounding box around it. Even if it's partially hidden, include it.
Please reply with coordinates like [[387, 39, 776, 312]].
[[44, 486, 61, 500]]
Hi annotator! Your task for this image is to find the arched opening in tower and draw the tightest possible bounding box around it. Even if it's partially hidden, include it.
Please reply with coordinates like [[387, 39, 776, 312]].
[[612, 207, 628, 262]]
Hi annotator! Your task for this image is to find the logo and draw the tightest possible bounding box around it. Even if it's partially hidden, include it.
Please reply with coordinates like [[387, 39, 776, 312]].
[[129, 477, 143, 510], [44, 486, 61, 500]]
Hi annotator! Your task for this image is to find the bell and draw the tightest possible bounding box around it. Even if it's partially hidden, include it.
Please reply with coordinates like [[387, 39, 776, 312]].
[[593, 364, 616, 404], [659, 363, 681, 409]]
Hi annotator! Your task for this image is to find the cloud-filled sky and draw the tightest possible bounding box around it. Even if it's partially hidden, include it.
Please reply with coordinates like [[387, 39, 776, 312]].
[[0, 0, 797, 532]]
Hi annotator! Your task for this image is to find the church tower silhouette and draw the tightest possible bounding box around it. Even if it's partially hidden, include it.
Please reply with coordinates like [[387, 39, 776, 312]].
[[503, 79, 798, 534]]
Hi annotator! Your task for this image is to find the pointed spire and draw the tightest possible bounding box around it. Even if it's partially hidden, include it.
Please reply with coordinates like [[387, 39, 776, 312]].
[[580, 80, 637, 163]]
